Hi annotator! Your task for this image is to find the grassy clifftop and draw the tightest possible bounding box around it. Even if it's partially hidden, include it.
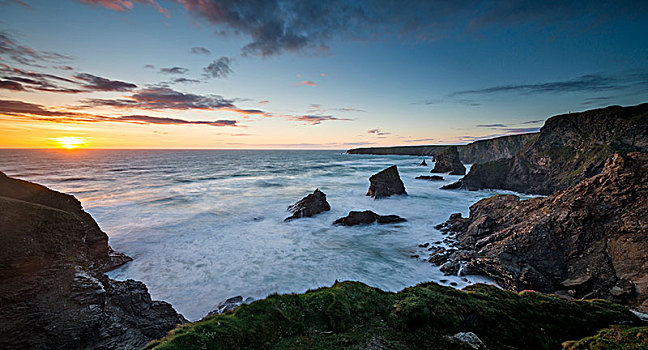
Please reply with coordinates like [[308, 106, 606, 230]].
[[145, 281, 639, 350]]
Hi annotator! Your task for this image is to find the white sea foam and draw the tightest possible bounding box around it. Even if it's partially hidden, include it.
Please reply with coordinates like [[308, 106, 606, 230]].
[[0, 149, 525, 320]]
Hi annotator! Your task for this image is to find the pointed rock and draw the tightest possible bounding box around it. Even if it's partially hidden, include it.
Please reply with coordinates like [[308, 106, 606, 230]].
[[366, 165, 407, 199], [285, 189, 331, 221]]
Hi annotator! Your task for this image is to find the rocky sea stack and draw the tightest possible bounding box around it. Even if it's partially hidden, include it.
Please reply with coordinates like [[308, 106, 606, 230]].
[[285, 188, 331, 221], [366, 165, 407, 199], [431, 146, 466, 175], [430, 152, 648, 310], [0, 172, 185, 349]]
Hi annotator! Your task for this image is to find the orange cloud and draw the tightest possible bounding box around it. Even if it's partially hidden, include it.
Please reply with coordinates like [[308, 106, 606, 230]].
[[296, 80, 316, 86]]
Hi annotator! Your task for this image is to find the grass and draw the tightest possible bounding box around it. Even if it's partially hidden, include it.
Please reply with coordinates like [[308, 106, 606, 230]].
[[144, 281, 640, 350]]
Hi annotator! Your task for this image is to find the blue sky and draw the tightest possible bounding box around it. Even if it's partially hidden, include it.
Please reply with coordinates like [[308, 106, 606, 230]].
[[0, 0, 647, 148]]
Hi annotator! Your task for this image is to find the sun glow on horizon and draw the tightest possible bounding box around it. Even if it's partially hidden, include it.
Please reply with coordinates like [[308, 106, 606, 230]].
[[51, 137, 88, 149]]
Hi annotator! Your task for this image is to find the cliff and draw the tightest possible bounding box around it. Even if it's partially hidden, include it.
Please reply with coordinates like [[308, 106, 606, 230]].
[[0, 172, 185, 349], [458, 103, 648, 195], [346, 133, 537, 164], [146, 280, 640, 350], [430, 152, 648, 311]]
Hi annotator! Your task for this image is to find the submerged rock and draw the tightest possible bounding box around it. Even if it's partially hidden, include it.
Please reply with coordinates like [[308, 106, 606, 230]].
[[431, 146, 466, 175], [415, 175, 444, 181], [284, 188, 331, 221], [440, 180, 463, 190], [430, 152, 648, 311], [206, 296, 246, 317], [418, 159, 428, 166], [0, 172, 185, 350], [366, 165, 407, 199], [333, 210, 406, 226]]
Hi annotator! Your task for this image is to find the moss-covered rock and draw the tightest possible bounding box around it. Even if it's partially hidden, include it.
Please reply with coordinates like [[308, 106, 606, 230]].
[[563, 325, 648, 349], [145, 281, 640, 350]]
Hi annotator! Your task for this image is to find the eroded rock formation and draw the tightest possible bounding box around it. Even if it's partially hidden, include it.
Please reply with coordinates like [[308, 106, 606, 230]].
[[431, 146, 466, 175], [285, 188, 331, 221], [0, 172, 186, 350], [366, 165, 407, 199], [333, 210, 406, 226], [428, 152, 648, 310]]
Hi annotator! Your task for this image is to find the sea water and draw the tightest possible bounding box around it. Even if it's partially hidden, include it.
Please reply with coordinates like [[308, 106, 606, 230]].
[[0, 149, 521, 320]]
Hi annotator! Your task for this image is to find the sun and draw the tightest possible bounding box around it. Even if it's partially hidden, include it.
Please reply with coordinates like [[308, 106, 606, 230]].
[[52, 137, 88, 149]]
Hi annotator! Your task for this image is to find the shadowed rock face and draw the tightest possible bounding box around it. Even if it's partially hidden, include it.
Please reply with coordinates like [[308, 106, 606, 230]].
[[431, 146, 466, 175], [459, 103, 648, 195], [429, 152, 648, 311], [366, 165, 407, 199], [333, 210, 406, 226], [0, 172, 186, 350], [285, 189, 331, 221]]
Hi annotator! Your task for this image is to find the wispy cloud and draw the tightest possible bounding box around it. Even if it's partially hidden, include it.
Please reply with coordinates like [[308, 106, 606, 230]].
[[190, 46, 211, 55], [81, 87, 235, 111], [368, 128, 390, 136], [0, 30, 72, 66], [203, 56, 233, 78], [74, 73, 137, 91], [449, 72, 648, 97], [296, 80, 316, 87], [159, 66, 189, 75], [288, 114, 350, 125], [0, 99, 240, 127], [476, 123, 508, 128]]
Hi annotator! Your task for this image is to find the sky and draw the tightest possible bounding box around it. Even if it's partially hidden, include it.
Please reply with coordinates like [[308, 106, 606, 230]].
[[0, 0, 647, 149]]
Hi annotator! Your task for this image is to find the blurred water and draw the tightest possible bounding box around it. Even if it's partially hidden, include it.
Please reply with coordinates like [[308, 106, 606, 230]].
[[0, 149, 522, 320]]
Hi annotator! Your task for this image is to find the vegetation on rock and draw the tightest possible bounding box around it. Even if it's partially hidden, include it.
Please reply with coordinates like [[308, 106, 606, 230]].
[[145, 281, 640, 350]]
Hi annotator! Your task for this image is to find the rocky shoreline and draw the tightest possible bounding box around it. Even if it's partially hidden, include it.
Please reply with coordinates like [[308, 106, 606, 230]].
[[0, 172, 185, 349]]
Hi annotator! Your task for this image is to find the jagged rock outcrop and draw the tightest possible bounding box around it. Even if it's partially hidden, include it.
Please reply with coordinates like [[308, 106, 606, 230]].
[[459, 103, 648, 195], [333, 210, 406, 226], [366, 165, 407, 199], [284, 189, 331, 221], [146, 281, 640, 350], [428, 152, 648, 311], [347, 133, 537, 164], [431, 146, 466, 175], [0, 172, 185, 350], [415, 175, 444, 181], [418, 159, 428, 166]]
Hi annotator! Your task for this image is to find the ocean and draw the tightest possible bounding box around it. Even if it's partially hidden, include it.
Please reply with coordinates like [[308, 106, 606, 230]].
[[0, 149, 521, 321]]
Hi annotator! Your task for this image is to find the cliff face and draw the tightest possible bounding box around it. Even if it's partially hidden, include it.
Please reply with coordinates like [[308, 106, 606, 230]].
[[458, 133, 537, 164], [146, 280, 639, 350], [346, 133, 537, 164], [430, 152, 648, 311], [460, 104, 648, 195], [0, 172, 186, 349]]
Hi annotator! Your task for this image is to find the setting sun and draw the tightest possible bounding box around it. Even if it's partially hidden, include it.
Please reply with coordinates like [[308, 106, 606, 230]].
[[51, 137, 88, 149]]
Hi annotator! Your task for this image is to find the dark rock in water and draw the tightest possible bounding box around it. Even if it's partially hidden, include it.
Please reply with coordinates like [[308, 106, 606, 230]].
[[418, 159, 428, 166], [430, 152, 648, 311], [459, 103, 648, 195], [431, 146, 466, 175], [284, 188, 331, 221], [333, 210, 406, 226], [441, 181, 463, 190], [366, 165, 407, 199], [0, 171, 185, 350], [206, 296, 244, 317], [415, 175, 444, 181]]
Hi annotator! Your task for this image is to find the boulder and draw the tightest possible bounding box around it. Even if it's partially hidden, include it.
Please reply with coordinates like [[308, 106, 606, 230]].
[[431, 146, 466, 175], [206, 296, 244, 316], [366, 165, 407, 199], [441, 181, 463, 190], [285, 189, 331, 221], [418, 159, 428, 166], [333, 210, 406, 226], [415, 175, 444, 181]]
